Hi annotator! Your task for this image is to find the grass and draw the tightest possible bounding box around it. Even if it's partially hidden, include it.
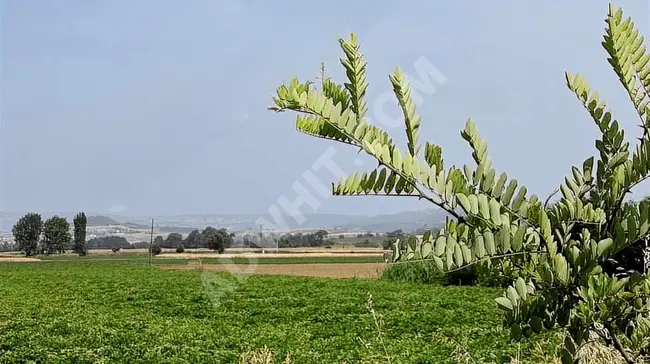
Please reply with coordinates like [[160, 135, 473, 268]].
[[0, 261, 562, 363], [334, 236, 385, 247], [200, 256, 385, 265], [37, 254, 189, 265], [38, 253, 151, 260]]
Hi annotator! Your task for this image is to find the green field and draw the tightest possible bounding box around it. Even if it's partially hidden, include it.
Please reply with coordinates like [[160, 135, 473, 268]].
[[38, 254, 151, 261], [200, 256, 385, 265], [0, 261, 559, 363], [335, 236, 385, 247], [37, 255, 189, 265]]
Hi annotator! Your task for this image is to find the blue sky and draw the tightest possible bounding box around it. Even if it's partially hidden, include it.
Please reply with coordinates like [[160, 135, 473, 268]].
[[1, 0, 649, 217]]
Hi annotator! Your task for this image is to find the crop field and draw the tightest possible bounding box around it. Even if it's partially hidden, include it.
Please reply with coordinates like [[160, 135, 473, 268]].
[[0, 261, 560, 363]]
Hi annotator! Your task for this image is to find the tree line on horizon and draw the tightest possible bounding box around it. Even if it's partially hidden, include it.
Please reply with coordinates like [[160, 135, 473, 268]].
[[11, 212, 88, 256]]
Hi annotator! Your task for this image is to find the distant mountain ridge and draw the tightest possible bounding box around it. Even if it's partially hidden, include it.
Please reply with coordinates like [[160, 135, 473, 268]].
[[0, 209, 447, 233], [86, 215, 121, 226]]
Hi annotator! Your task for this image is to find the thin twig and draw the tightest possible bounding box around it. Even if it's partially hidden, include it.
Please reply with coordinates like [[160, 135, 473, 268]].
[[608, 174, 650, 233], [366, 293, 392, 364], [605, 323, 635, 364], [544, 188, 559, 209]]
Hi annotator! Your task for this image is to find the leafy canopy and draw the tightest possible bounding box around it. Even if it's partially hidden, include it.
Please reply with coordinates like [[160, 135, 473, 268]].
[[12, 213, 43, 257], [73, 212, 88, 256], [42, 215, 72, 255], [270, 4, 650, 363]]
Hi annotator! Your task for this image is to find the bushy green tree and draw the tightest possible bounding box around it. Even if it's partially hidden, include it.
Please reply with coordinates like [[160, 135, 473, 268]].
[[270, 4, 650, 362], [73, 212, 88, 256], [153, 235, 164, 247], [202, 227, 232, 253], [163, 232, 183, 249], [12, 213, 43, 256], [42, 216, 71, 254], [183, 229, 202, 248]]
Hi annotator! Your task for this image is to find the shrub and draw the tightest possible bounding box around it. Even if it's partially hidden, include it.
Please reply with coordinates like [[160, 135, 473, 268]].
[[176, 245, 185, 253], [382, 260, 492, 286], [380, 260, 444, 284], [270, 4, 650, 361], [150, 245, 162, 256]]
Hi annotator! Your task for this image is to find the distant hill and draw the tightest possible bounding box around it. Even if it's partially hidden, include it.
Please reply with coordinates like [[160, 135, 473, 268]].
[[105, 209, 447, 233], [122, 222, 151, 229], [0, 209, 448, 233], [86, 215, 121, 226]]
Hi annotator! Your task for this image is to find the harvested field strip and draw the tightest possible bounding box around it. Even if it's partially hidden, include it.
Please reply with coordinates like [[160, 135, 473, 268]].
[[161, 262, 388, 279], [159, 252, 386, 260], [199, 256, 385, 265]]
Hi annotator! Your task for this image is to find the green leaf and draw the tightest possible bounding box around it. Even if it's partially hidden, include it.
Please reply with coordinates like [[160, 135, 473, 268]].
[[478, 194, 490, 219], [468, 195, 479, 215], [502, 180, 518, 205], [492, 173, 507, 198], [511, 186, 527, 211], [495, 296, 514, 311], [384, 172, 397, 193], [512, 224, 525, 251], [506, 286, 520, 307], [530, 316, 543, 333], [499, 224, 511, 253], [432, 256, 444, 270], [597, 238, 613, 256], [374, 168, 387, 193], [515, 277, 527, 301], [540, 210, 551, 240], [454, 243, 464, 267], [554, 255, 570, 286], [434, 236, 446, 256], [456, 194, 471, 214], [484, 231, 496, 255], [421, 241, 433, 258], [489, 198, 502, 226], [607, 151, 629, 170]]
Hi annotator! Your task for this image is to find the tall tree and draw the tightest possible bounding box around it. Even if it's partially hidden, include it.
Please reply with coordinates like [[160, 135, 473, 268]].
[[12, 213, 43, 256], [42, 216, 71, 254], [73, 212, 88, 256]]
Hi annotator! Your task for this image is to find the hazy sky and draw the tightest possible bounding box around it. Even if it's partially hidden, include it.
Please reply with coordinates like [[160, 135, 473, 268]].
[[1, 1, 649, 217]]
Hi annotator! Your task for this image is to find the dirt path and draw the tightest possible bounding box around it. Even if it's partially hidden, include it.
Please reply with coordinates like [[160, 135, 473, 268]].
[[0, 257, 40, 263], [160, 262, 387, 279]]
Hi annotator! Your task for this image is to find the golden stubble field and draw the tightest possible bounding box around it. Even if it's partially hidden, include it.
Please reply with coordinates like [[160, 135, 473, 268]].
[[0, 247, 389, 278], [160, 261, 388, 279]]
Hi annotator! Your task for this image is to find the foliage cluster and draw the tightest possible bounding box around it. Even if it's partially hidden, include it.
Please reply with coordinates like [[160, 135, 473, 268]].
[[269, 4, 650, 362], [154, 227, 234, 252]]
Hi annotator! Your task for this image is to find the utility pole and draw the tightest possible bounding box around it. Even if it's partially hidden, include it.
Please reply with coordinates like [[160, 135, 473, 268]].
[[257, 222, 263, 249], [149, 218, 154, 266]]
